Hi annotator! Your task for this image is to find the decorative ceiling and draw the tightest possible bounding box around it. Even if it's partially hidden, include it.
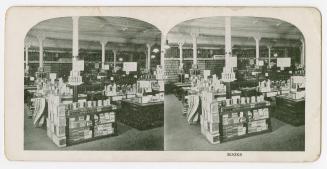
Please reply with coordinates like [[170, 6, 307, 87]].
[[167, 16, 303, 47], [25, 16, 162, 51], [25, 16, 304, 51]]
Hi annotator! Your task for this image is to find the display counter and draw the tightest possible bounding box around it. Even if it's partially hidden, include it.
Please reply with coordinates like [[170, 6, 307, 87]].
[[174, 82, 192, 88], [173, 82, 192, 101], [119, 98, 164, 130], [274, 94, 305, 126], [85, 90, 106, 101], [47, 95, 118, 147], [24, 85, 37, 91], [200, 94, 272, 144], [60, 94, 87, 103]]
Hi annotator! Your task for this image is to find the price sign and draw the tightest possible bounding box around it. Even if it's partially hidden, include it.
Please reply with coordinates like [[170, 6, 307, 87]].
[[103, 64, 109, 70]]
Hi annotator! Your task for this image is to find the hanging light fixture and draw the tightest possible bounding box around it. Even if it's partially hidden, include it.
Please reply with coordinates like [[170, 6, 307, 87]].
[[119, 57, 123, 62], [152, 43, 160, 53], [151, 55, 156, 59]]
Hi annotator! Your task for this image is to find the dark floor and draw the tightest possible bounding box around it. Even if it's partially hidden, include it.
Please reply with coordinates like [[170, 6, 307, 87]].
[[24, 105, 164, 151], [164, 94, 305, 151]]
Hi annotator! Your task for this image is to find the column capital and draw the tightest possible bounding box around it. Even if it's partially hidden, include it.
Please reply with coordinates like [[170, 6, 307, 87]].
[[266, 44, 273, 49], [25, 38, 32, 48], [36, 33, 46, 42], [146, 43, 153, 49], [100, 40, 108, 46], [177, 41, 185, 48], [190, 32, 199, 39], [253, 35, 261, 41]]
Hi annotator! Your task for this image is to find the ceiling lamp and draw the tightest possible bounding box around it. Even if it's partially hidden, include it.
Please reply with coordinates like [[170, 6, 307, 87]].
[[152, 43, 160, 53], [151, 55, 156, 59], [273, 53, 278, 57], [121, 27, 128, 31], [119, 58, 123, 61], [153, 48, 160, 53]]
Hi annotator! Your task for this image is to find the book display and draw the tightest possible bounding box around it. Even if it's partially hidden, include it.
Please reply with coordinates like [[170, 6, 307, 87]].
[[200, 91, 271, 144], [32, 97, 47, 127], [47, 95, 118, 147], [135, 67, 165, 104]]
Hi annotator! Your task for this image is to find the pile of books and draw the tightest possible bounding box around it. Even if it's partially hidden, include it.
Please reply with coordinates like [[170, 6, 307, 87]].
[[47, 95, 67, 147]]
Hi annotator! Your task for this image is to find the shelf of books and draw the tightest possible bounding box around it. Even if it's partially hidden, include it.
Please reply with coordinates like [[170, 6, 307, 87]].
[[200, 94, 272, 144], [47, 95, 118, 147]]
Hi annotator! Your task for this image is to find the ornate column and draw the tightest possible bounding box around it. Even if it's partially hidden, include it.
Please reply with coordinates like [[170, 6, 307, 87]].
[[113, 50, 117, 72], [36, 35, 45, 70], [69, 16, 82, 102], [253, 35, 261, 66], [25, 39, 31, 73], [160, 32, 167, 67], [267, 45, 272, 68], [101, 40, 108, 69], [191, 33, 198, 65], [284, 48, 288, 57], [72, 16, 79, 59], [221, 16, 236, 99], [300, 38, 305, 67], [146, 43, 151, 71], [178, 41, 184, 67]]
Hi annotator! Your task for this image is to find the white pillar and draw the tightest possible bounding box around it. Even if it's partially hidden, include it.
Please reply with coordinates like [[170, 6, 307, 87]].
[[300, 38, 305, 66], [160, 32, 167, 67], [267, 45, 272, 68], [225, 17, 232, 67], [101, 40, 108, 68], [113, 50, 117, 72], [25, 42, 31, 72], [178, 41, 184, 67], [254, 35, 261, 66], [130, 54, 133, 62], [222, 16, 236, 97], [37, 35, 45, 69], [146, 44, 151, 70], [191, 33, 198, 65], [72, 16, 79, 59]]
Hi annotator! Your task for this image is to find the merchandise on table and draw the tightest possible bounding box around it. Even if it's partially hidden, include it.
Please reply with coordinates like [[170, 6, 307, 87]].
[[200, 90, 271, 144], [47, 94, 118, 147], [33, 97, 46, 128], [136, 78, 165, 104]]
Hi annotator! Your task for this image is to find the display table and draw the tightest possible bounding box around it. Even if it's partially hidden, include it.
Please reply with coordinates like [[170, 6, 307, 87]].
[[173, 82, 192, 101], [65, 106, 118, 146], [24, 85, 37, 91], [24, 85, 37, 105], [274, 94, 305, 126], [86, 90, 106, 101], [240, 87, 259, 97], [174, 82, 192, 88], [119, 99, 164, 130], [219, 101, 272, 142], [60, 94, 87, 103], [47, 95, 118, 147]]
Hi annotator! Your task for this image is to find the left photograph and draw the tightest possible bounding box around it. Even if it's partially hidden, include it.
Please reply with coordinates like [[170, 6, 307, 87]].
[[24, 16, 164, 150]]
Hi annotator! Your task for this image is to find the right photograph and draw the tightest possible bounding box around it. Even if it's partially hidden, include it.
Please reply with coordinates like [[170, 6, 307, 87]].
[[164, 16, 305, 151]]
